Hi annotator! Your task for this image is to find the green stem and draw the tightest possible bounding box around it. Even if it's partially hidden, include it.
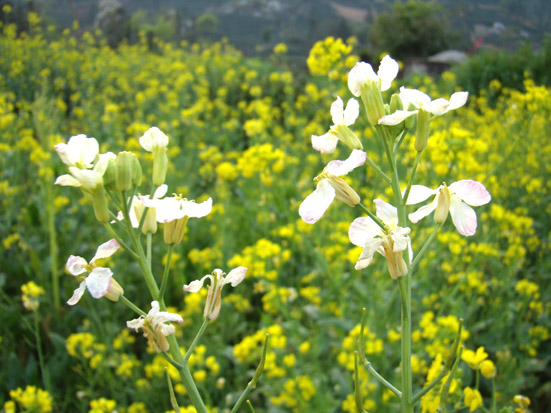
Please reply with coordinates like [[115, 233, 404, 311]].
[[231, 334, 269, 413], [354, 352, 368, 412], [103, 222, 139, 260], [184, 318, 210, 362], [119, 295, 147, 316], [46, 196, 59, 312], [358, 202, 386, 230], [246, 401, 256, 413], [402, 151, 422, 206], [159, 244, 174, 301], [364, 152, 392, 184], [147, 232, 152, 271], [33, 309, 51, 393], [411, 224, 443, 269]]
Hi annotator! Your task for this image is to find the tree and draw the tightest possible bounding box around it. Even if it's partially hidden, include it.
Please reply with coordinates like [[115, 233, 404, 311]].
[[371, 0, 453, 60]]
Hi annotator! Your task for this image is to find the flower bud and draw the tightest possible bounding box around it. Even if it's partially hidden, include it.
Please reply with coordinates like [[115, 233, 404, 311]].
[[326, 175, 361, 207], [480, 360, 496, 379], [89, 187, 110, 223], [152, 147, 168, 186], [163, 216, 188, 245], [102, 158, 117, 189], [133, 201, 157, 234], [104, 278, 124, 302], [115, 151, 136, 191], [331, 125, 363, 151], [132, 155, 143, 187], [434, 183, 451, 223], [361, 82, 386, 126], [414, 109, 431, 152]]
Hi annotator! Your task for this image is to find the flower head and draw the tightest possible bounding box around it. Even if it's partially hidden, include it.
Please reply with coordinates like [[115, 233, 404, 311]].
[[127, 301, 183, 353], [21, 281, 45, 311], [143, 194, 213, 223], [54, 134, 99, 169], [117, 185, 168, 234], [299, 149, 366, 224], [139, 127, 169, 185], [464, 387, 483, 412], [66, 239, 123, 305], [349, 199, 411, 279], [348, 56, 399, 97], [406, 180, 491, 236], [311, 96, 362, 153], [184, 267, 247, 320]]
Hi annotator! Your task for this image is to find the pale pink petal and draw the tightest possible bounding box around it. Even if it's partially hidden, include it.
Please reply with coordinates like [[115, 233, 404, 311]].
[[67, 281, 87, 306], [378, 55, 399, 91], [85, 267, 113, 299], [448, 92, 468, 110], [449, 180, 491, 206], [404, 185, 438, 205], [408, 197, 438, 223], [225, 266, 248, 287], [348, 217, 382, 247], [299, 179, 336, 224], [379, 110, 417, 126], [326, 149, 366, 176], [183, 275, 211, 293], [66, 255, 88, 275], [330, 96, 345, 125], [343, 98, 360, 126], [374, 199, 398, 227], [55, 174, 82, 187], [449, 197, 478, 236], [312, 132, 339, 154], [91, 239, 120, 263], [426, 98, 450, 115]]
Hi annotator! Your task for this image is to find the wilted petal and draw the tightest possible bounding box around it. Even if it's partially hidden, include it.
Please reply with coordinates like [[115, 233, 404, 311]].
[[379, 110, 417, 125], [86, 267, 113, 299], [408, 197, 438, 223], [225, 266, 248, 287], [374, 199, 398, 227], [450, 197, 478, 236], [55, 174, 82, 187], [348, 216, 383, 247], [405, 185, 438, 205], [67, 281, 87, 306], [91, 239, 120, 263], [449, 180, 491, 206], [183, 275, 211, 293], [312, 132, 339, 154], [355, 237, 383, 270], [126, 317, 144, 331], [343, 98, 360, 126], [299, 179, 336, 224], [378, 55, 399, 91], [326, 149, 366, 176], [156, 311, 184, 324], [448, 92, 469, 110], [391, 227, 411, 252], [330, 96, 345, 125], [66, 255, 88, 275]]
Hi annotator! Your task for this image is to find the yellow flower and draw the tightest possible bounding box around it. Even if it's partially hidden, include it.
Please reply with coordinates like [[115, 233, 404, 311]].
[[462, 346, 488, 370], [463, 387, 483, 412], [479, 359, 496, 379]]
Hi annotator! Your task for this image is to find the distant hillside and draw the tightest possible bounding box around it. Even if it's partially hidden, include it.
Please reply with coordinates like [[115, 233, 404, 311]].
[[9, 0, 551, 57]]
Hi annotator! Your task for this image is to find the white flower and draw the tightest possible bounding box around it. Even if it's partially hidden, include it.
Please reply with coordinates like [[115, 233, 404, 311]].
[[127, 301, 183, 353], [139, 127, 169, 152], [299, 149, 366, 224], [116, 185, 168, 233], [406, 180, 491, 236], [348, 55, 399, 96], [184, 267, 247, 320], [379, 87, 469, 125], [349, 199, 411, 279], [66, 239, 122, 305], [311, 96, 361, 154], [54, 134, 99, 169], [55, 152, 116, 190], [143, 195, 213, 223]]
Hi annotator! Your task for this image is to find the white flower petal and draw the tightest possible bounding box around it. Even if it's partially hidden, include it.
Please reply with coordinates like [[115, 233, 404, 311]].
[[55, 135, 99, 168], [355, 237, 383, 270], [68, 167, 103, 190], [153, 184, 168, 199], [85, 267, 113, 299], [391, 227, 411, 252], [348, 216, 383, 247], [312, 132, 339, 154], [91, 239, 120, 263], [449, 180, 491, 206], [127, 317, 144, 331], [374, 199, 398, 227], [139, 127, 169, 152], [400, 88, 431, 109], [159, 324, 176, 336], [299, 179, 336, 224], [348, 62, 377, 96], [93, 152, 116, 175], [55, 174, 82, 187], [183, 275, 211, 293], [156, 311, 183, 324], [408, 197, 438, 223], [448, 92, 469, 110], [67, 281, 87, 306], [330, 96, 345, 125], [450, 197, 478, 236], [426, 98, 450, 115], [325, 149, 366, 176], [225, 266, 248, 287], [378, 55, 399, 91], [404, 185, 438, 205], [66, 255, 88, 275], [343, 98, 360, 126], [378, 110, 417, 125]]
